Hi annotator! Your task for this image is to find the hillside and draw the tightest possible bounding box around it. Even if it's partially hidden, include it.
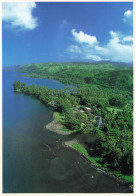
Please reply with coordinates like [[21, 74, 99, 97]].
[[12, 61, 133, 182], [10, 62, 132, 92]]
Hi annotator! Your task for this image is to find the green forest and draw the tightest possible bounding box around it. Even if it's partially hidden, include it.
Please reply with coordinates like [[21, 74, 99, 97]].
[[13, 62, 133, 183]]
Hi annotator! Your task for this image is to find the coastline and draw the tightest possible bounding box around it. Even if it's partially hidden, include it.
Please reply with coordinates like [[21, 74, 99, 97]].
[[44, 112, 133, 191], [44, 119, 72, 135], [63, 139, 133, 191]]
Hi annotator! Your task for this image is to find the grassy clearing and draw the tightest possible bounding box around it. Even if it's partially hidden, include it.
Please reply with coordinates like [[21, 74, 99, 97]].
[[60, 128, 76, 133], [72, 143, 101, 165], [106, 107, 122, 114], [72, 143, 89, 157], [72, 143, 133, 183], [110, 171, 133, 183]]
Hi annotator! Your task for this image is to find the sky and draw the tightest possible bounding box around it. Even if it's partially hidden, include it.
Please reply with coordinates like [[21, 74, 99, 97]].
[[2, 2, 133, 66]]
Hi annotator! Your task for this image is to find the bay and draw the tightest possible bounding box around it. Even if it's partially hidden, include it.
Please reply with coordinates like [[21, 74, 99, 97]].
[[2, 71, 132, 193]]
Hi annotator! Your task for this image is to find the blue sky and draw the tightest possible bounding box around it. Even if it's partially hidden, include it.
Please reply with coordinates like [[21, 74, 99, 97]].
[[2, 2, 133, 66]]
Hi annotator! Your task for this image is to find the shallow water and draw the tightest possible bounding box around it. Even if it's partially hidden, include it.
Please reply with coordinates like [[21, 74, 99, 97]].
[[3, 71, 132, 193]]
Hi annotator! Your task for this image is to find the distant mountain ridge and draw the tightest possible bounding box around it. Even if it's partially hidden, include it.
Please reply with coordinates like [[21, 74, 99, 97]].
[[3, 60, 133, 71]]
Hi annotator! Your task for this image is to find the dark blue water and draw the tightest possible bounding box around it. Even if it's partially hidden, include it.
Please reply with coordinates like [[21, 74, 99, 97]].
[[3, 71, 132, 193], [3, 71, 67, 131]]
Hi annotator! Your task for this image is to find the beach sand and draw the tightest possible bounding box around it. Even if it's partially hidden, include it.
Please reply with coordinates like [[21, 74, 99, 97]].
[[44, 119, 72, 135]]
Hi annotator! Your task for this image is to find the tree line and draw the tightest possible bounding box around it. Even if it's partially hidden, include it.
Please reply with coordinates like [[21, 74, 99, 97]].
[[13, 80, 133, 175]]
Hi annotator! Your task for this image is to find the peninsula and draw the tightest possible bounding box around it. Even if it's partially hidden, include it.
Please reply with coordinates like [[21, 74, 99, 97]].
[[12, 61, 133, 185]]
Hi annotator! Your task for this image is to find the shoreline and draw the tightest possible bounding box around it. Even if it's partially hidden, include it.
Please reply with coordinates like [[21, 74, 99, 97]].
[[44, 119, 72, 135], [63, 139, 133, 191], [44, 113, 133, 191]]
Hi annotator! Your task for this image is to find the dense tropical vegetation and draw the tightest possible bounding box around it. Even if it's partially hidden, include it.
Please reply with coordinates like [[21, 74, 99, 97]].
[[12, 61, 133, 182]]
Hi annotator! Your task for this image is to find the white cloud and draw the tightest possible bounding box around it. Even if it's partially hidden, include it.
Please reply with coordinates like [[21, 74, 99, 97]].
[[94, 45, 109, 56], [106, 31, 133, 62], [85, 54, 102, 61], [122, 36, 133, 42], [2, 2, 38, 30], [94, 31, 133, 62], [67, 29, 133, 63], [67, 45, 81, 54], [123, 10, 133, 26], [72, 29, 99, 46]]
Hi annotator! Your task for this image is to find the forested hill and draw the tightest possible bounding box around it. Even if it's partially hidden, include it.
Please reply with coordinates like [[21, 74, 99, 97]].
[[6, 62, 133, 91], [12, 61, 133, 182]]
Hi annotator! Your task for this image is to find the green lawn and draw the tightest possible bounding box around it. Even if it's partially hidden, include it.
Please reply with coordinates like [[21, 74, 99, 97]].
[[110, 171, 133, 183], [72, 143, 101, 165], [106, 107, 122, 114], [60, 127, 76, 133]]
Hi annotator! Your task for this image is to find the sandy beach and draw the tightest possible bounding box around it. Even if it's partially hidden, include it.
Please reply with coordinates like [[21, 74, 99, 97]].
[[44, 119, 72, 135]]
